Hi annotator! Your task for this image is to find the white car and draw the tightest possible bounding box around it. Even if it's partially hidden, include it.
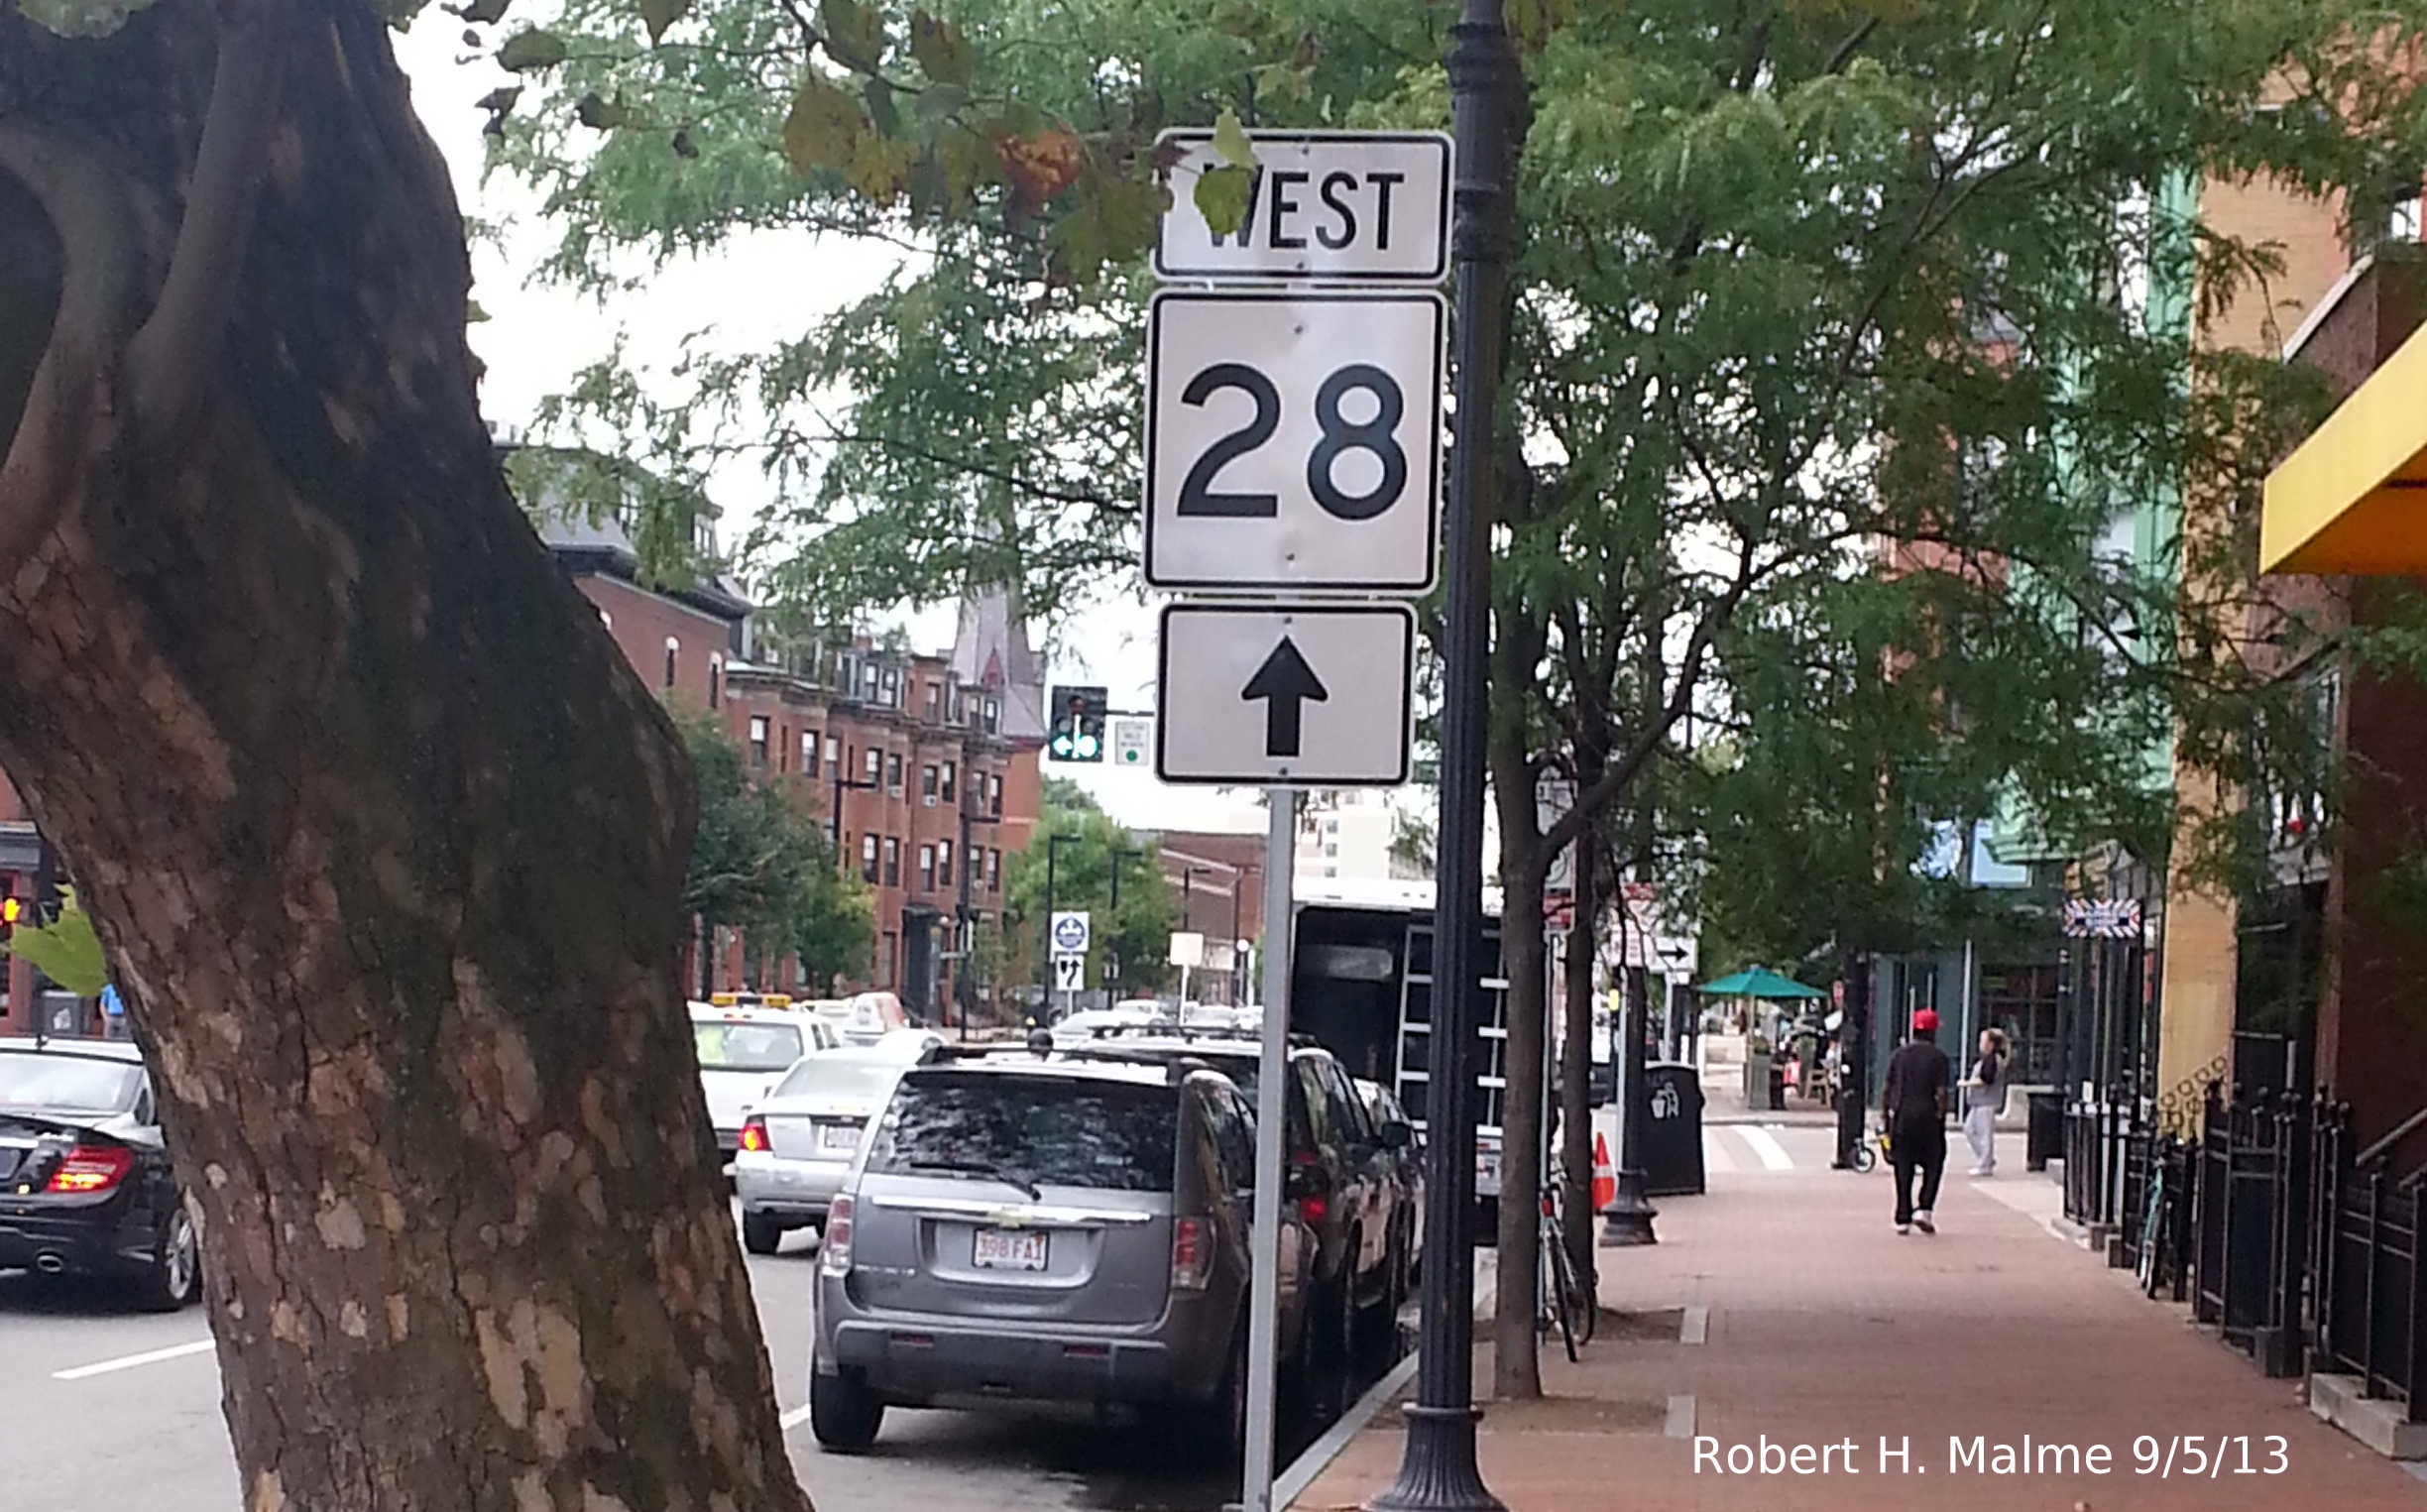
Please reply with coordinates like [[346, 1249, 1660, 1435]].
[[732, 1029, 942, 1253], [690, 1001, 841, 1163]]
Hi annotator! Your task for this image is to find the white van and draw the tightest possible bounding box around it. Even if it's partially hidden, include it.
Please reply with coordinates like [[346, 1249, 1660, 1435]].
[[690, 1001, 840, 1161]]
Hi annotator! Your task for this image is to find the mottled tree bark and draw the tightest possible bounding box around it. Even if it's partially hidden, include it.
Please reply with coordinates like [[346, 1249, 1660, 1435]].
[[0, 7, 814, 1511]]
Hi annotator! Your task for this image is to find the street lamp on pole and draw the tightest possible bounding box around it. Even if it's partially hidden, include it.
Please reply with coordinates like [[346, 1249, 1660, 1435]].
[[1370, 0, 1516, 1508]]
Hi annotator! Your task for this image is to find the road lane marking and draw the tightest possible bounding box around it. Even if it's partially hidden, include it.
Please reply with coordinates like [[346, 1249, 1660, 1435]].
[[778, 1401, 815, 1429], [1701, 1130, 1740, 1173], [1680, 1305, 1708, 1344], [1733, 1125, 1795, 1171], [53, 1338, 215, 1380], [1666, 1394, 1696, 1439]]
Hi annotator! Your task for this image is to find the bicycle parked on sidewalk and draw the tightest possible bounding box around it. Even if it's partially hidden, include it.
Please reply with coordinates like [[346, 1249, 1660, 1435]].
[[1538, 1175, 1596, 1361]]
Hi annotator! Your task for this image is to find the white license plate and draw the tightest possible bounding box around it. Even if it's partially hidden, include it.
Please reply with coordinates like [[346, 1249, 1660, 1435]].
[[973, 1227, 1049, 1270], [816, 1122, 861, 1155]]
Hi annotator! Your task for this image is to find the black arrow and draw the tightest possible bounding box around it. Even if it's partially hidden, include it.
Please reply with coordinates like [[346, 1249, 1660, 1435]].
[[1241, 636, 1329, 757]]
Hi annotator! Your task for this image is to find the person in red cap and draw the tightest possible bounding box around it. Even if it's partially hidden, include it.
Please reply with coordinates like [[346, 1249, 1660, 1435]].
[[1880, 1007, 1952, 1233]]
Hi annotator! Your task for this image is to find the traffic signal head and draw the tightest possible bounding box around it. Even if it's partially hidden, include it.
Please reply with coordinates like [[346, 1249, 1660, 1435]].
[[0, 895, 18, 933], [1048, 684, 1108, 761]]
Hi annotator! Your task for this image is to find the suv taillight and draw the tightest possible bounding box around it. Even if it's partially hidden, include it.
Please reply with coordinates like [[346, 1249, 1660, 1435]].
[[1290, 1152, 1329, 1225], [738, 1115, 769, 1154], [47, 1141, 133, 1194], [1170, 1218, 1213, 1292], [820, 1194, 855, 1277]]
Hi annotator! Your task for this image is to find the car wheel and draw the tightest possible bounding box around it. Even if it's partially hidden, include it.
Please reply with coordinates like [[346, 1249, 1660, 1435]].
[[808, 1370, 884, 1452], [133, 1205, 201, 1313], [742, 1210, 783, 1256]]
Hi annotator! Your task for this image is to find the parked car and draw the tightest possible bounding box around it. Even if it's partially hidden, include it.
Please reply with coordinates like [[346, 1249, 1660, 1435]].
[[809, 1049, 1292, 1458], [0, 1036, 198, 1309], [733, 1029, 941, 1254], [829, 991, 911, 1044], [1355, 1078, 1425, 1292], [1052, 1027, 1412, 1405], [690, 1002, 840, 1165]]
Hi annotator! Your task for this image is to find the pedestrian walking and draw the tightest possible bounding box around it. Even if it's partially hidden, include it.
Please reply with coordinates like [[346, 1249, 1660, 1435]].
[[1881, 1007, 1951, 1234], [1963, 1026, 2010, 1177]]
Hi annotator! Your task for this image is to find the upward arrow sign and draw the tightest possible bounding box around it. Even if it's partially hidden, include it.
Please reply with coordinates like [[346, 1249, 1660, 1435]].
[[1241, 636, 1329, 757]]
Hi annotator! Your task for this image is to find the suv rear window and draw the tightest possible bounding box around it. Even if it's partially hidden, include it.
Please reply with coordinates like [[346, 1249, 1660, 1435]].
[[867, 1071, 1178, 1193]]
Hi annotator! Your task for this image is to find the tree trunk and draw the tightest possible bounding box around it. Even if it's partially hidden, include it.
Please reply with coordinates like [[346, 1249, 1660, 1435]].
[[1487, 738, 1546, 1401], [0, 9, 813, 1512], [1559, 837, 1598, 1303]]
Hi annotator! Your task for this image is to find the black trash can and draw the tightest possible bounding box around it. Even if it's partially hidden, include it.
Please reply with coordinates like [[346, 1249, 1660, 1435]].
[[1768, 1063, 1788, 1111], [1640, 1062, 1706, 1197], [2026, 1090, 2063, 1172]]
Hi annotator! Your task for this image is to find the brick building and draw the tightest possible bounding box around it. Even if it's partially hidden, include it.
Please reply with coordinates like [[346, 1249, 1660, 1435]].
[[544, 507, 1048, 1023]]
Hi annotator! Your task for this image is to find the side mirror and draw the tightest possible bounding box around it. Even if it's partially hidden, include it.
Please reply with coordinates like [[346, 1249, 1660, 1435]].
[[1380, 1120, 1414, 1150]]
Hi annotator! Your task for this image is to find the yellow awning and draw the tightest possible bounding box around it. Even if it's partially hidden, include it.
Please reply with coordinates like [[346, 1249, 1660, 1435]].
[[2261, 317, 2427, 575]]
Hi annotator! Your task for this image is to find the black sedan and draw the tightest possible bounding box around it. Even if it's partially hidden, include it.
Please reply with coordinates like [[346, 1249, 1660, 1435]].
[[0, 1036, 198, 1309]]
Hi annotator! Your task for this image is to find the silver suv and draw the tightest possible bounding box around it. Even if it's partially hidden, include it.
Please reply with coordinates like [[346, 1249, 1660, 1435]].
[[809, 1050, 1297, 1456]]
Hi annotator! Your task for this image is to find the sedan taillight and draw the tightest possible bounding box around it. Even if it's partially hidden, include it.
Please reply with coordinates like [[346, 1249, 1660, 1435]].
[[1170, 1217, 1213, 1292], [738, 1115, 770, 1154], [47, 1141, 134, 1194], [820, 1194, 855, 1277]]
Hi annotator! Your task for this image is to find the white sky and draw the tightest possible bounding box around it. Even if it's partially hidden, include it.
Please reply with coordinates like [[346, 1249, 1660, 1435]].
[[391, 18, 1267, 835]]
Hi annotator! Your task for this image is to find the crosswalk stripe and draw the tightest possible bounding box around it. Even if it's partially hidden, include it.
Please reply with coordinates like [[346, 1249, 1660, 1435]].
[[1734, 1125, 1796, 1171], [1702, 1129, 1740, 1173]]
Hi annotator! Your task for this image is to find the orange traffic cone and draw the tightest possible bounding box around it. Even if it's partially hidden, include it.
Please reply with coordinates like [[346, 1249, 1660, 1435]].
[[1591, 1130, 1616, 1212]]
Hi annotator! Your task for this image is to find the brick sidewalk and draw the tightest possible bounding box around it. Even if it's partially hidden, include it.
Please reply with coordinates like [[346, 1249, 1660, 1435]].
[[1292, 1154, 2425, 1510]]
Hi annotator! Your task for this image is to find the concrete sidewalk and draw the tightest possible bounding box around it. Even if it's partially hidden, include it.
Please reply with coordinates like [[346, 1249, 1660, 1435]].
[[1291, 1155, 2424, 1510]]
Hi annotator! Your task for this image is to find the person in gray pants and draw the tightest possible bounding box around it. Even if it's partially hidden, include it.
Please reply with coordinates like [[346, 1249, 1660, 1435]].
[[1963, 1026, 2010, 1177]]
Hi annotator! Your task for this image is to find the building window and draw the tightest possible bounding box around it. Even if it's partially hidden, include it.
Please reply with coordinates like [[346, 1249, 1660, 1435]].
[[663, 637, 679, 689], [862, 834, 879, 883], [987, 773, 1003, 819], [937, 840, 953, 886], [825, 734, 841, 769], [865, 747, 881, 784], [802, 730, 819, 776], [919, 844, 936, 891], [941, 760, 957, 804], [987, 848, 1002, 891], [926, 682, 942, 720], [883, 837, 901, 887], [922, 764, 939, 805], [708, 656, 723, 709], [983, 697, 1000, 733], [949, 686, 966, 725], [879, 666, 899, 704], [749, 716, 769, 766], [886, 753, 904, 796]]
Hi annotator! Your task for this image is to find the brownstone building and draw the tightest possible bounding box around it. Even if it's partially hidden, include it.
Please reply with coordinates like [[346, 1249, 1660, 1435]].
[[547, 509, 1048, 1022]]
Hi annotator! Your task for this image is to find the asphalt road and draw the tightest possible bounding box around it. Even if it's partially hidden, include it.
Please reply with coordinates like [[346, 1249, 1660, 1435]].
[[0, 1216, 1329, 1512]]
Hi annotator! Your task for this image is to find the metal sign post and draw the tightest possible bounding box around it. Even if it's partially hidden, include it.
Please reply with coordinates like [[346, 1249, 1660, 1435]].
[[1241, 790, 1297, 1512]]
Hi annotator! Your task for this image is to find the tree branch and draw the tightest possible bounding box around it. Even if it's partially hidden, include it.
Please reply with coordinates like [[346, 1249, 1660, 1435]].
[[125, 0, 297, 458]]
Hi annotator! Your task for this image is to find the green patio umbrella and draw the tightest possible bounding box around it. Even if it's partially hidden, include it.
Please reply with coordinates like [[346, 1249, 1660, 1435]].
[[1694, 966, 1826, 999]]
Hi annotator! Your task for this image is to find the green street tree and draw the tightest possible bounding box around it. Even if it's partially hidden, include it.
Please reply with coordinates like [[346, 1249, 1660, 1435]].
[[0, 4, 817, 1508], [1002, 776, 1174, 1000], [488, 0, 2427, 1405], [679, 711, 873, 995]]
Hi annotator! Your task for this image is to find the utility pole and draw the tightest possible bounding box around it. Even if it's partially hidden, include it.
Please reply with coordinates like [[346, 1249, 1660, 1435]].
[[1040, 833, 1080, 1016], [1369, 2, 1516, 1508]]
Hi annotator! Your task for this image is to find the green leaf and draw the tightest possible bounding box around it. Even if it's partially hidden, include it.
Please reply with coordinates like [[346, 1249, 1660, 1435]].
[[636, 0, 688, 45], [1195, 164, 1253, 239], [496, 27, 568, 71], [14, 0, 158, 36], [819, 0, 886, 73], [864, 75, 901, 137], [1210, 106, 1255, 170], [782, 70, 870, 175], [909, 10, 972, 87], [848, 130, 920, 202], [575, 91, 629, 129], [5, 887, 107, 998], [467, 298, 492, 322]]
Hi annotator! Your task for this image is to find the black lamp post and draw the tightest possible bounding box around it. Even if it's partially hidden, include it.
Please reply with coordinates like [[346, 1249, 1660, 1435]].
[[1368, 3, 1516, 1508], [1040, 833, 1081, 1016], [1599, 962, 1659, 1246]]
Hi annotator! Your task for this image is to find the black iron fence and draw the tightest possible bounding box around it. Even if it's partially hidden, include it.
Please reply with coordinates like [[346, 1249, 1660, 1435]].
[[2309, 1100, 2427, 1422], [2063, 1099, 2134, 1231]]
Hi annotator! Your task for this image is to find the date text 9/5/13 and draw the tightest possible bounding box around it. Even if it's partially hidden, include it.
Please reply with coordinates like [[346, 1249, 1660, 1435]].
[[1693, 1435, 2290, 1476]]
